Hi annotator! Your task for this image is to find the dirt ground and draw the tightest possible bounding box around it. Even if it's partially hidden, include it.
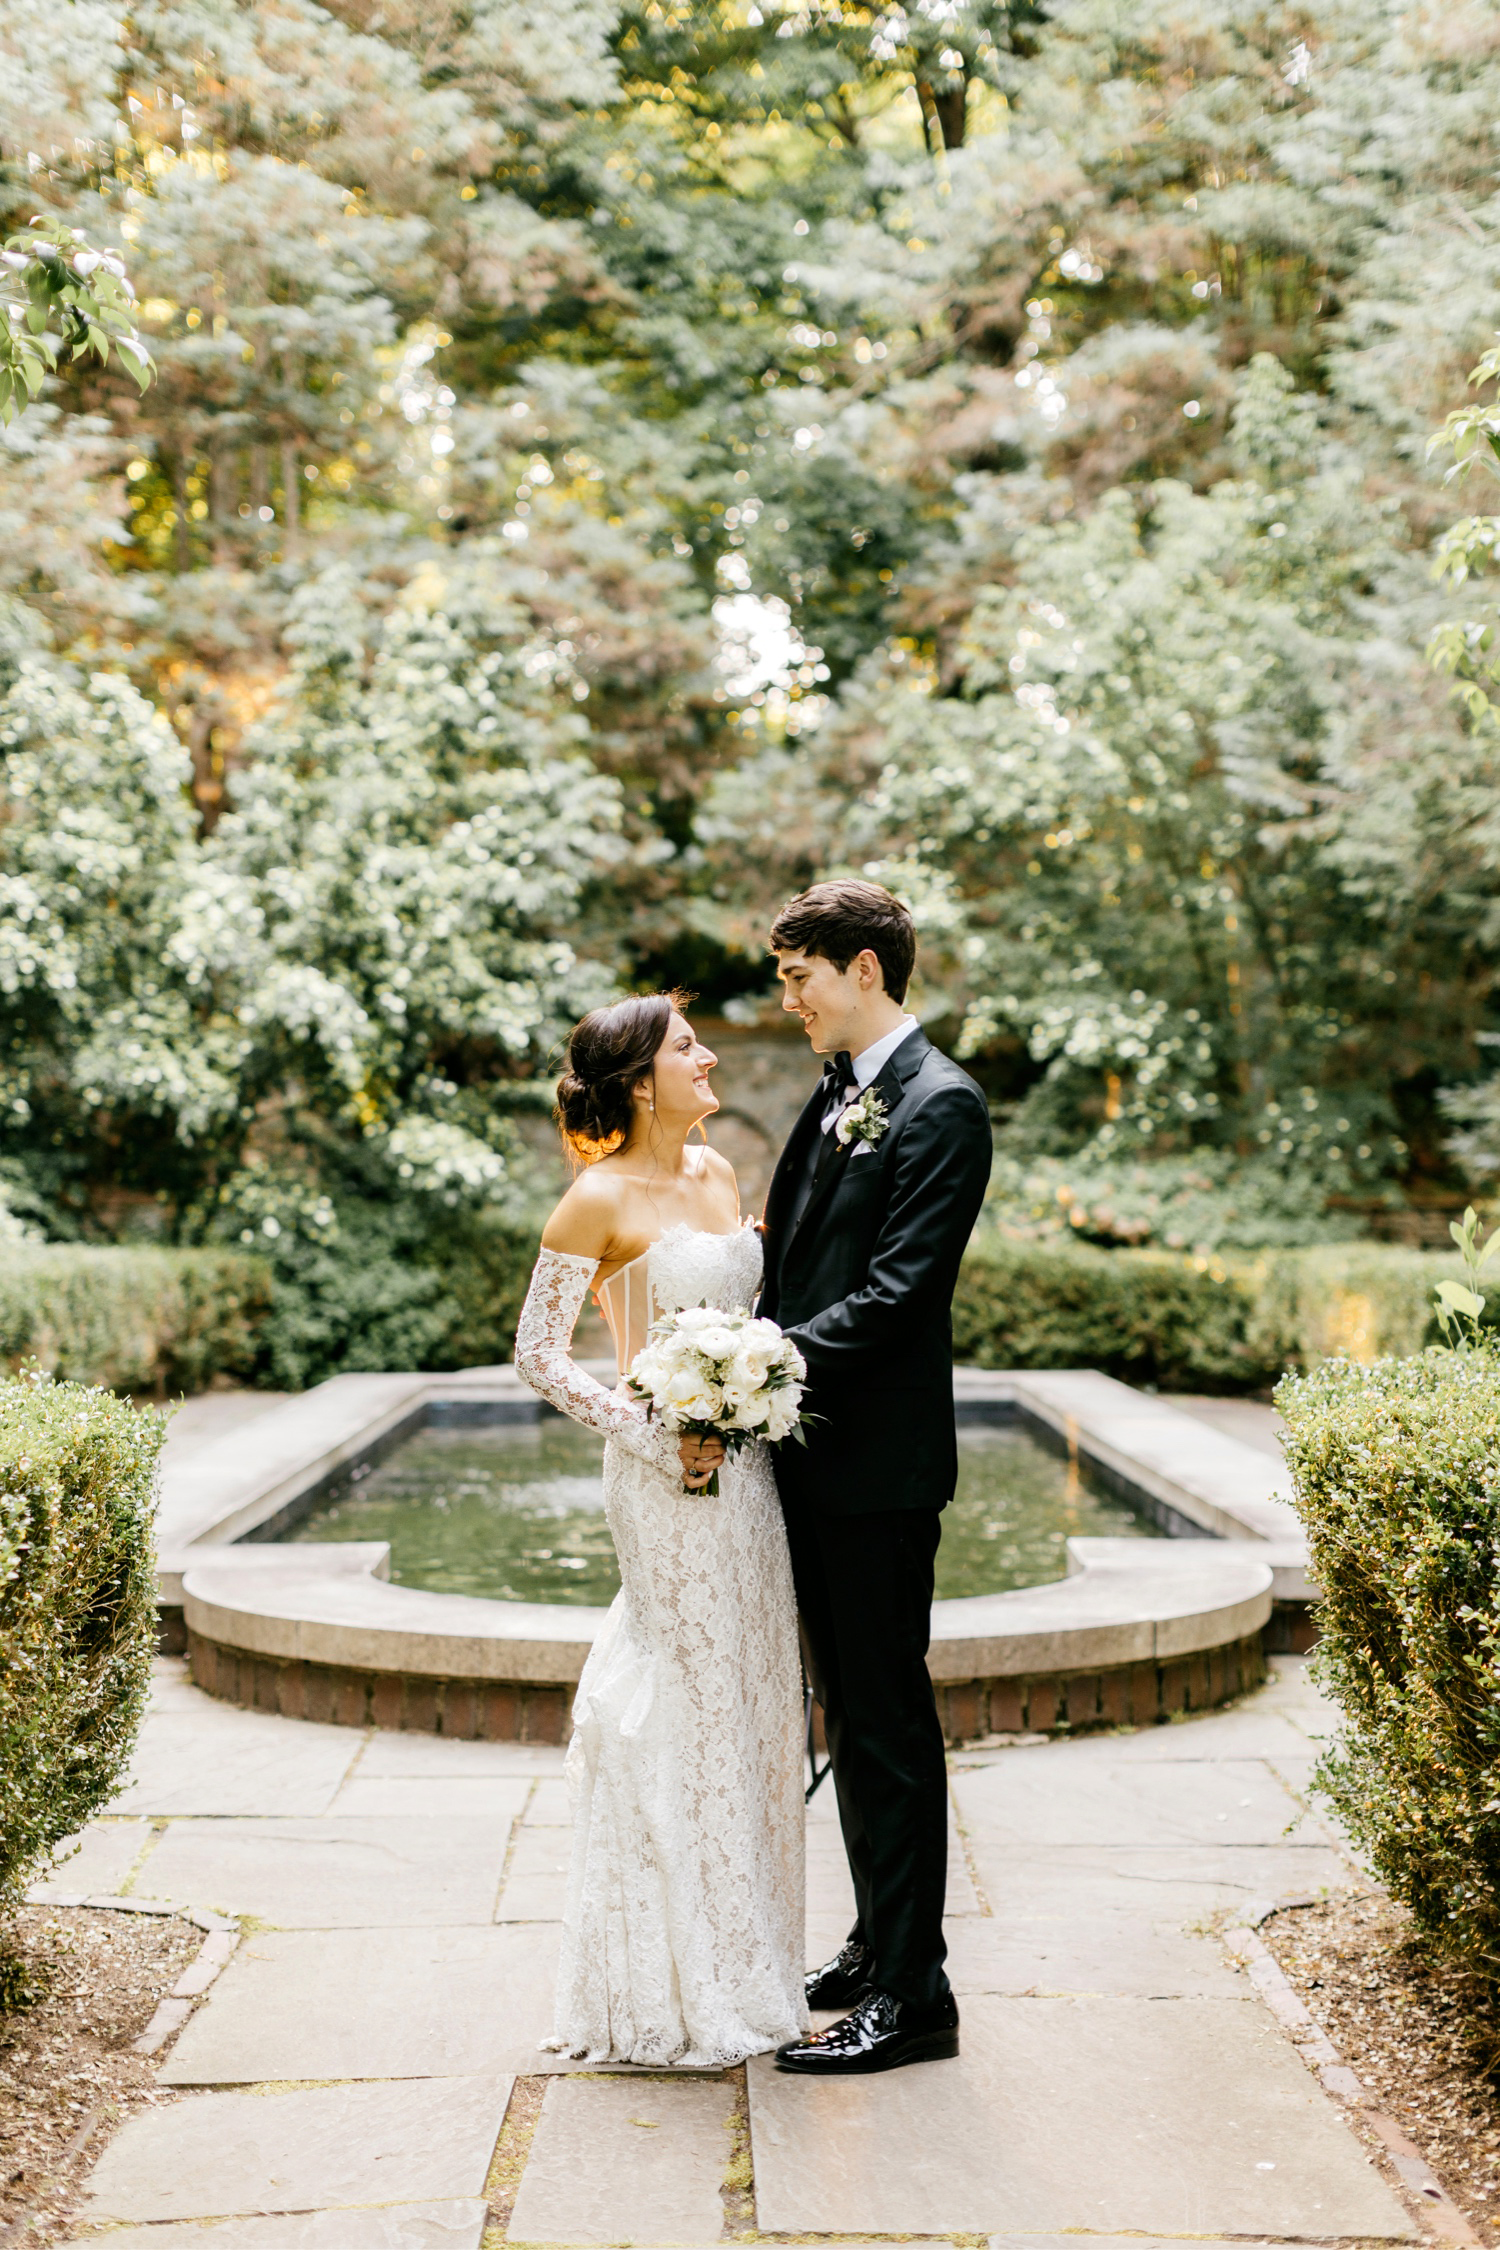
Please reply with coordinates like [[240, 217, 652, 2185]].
[[0, 1903, 198, 2243], [1265, 1890, 1500, 2243]]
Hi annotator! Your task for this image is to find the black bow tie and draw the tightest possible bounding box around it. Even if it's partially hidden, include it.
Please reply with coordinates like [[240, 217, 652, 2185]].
[[823, 1051, 857, 1102]]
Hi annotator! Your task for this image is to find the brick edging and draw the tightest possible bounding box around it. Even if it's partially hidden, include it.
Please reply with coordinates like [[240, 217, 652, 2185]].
[[186, 1629, 572, 1743], [187, 1625, 1264, 1745]]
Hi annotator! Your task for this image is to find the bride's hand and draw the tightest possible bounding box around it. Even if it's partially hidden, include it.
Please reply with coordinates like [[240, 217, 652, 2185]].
[[679, 1434, 725, 1489]]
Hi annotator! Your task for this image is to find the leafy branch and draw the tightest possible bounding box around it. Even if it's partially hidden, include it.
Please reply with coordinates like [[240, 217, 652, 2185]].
[[1433, 1204, 1499, 1349], [1427, 341, 1500, 721], [0, 217, 153, 425]]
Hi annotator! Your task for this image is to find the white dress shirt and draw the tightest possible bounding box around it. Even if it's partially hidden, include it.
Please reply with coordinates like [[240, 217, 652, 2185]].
[[820, 1013, 919, 1135]]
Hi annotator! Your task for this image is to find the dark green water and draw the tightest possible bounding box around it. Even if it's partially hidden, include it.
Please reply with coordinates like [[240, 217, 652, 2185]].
[[286, 1418, 1155, 1605]]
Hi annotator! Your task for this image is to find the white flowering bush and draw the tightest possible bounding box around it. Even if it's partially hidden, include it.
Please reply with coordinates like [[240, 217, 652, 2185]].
[[625, 1307, 807, 1493], [0, 568, 623, 1383]]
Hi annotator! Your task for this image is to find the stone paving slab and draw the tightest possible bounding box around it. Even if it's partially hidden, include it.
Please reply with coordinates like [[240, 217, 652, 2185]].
[[523, 1776, 572, 1824], [31, 1818, 148, 1901], [158, 1927, 557, 2082], [509, 2074, 735, 2244], [494, 1824, 569, 1920], [955, 1841, 1354, 1918], [941, 1914, 1246, 1999], [63, 2209, 487, 2250], [972, 1705, 1315, 1763], [328, 1774, 532, 1821], [133, 1815, 515, 1927], [952, 1755, 1317, 1849], [355, 1733, 566, 1779], [80, 2074, 509, 2222], [748, 1995, 1414, 2238], [115, 1702, 361, 1817], [989, 2237, 1290, 2250]]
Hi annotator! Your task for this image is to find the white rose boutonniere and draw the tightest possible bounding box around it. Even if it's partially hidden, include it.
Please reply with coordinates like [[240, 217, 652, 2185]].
[[835, 1084, 890, 1151]]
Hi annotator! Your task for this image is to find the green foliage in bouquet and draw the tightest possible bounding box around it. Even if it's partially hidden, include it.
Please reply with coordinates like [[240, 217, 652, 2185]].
[[0, 1371, 160, 2006]]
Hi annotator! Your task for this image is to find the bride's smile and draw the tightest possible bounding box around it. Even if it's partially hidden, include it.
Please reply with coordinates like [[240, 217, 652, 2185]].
[[644, 1012, 721, 1131]]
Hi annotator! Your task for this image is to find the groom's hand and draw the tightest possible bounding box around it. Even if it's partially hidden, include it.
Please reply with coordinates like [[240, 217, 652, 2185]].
[[679, 1434, 725, 1489]]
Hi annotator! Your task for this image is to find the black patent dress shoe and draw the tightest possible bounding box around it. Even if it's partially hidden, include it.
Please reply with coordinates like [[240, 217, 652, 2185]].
[[776, 1987, 959, 2075], [805, 1939, 874, 2012]]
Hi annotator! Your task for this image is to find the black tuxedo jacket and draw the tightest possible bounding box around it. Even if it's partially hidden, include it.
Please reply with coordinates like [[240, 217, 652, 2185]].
[[759, 1027, 992, 1515]]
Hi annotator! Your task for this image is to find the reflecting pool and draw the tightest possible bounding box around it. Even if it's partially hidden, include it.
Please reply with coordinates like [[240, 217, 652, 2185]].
[[285, 1417, 1157, 1606]]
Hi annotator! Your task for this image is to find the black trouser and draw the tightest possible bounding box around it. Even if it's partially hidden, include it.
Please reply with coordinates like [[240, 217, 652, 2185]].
[[782, 1495, 950, 2006]]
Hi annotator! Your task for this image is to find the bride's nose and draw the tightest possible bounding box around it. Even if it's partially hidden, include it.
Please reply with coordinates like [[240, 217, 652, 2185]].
[[698, 1045, 717, 1070]]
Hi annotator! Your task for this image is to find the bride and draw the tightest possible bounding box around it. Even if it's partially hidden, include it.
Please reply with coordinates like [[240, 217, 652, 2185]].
[[513, 991, 809, 2067]]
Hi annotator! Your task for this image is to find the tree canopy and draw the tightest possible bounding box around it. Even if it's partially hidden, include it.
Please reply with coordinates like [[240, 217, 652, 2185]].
[[1, 0, 1499, 1348]]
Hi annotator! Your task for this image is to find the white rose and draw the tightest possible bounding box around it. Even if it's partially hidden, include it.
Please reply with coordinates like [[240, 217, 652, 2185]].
[[746, 1316, 783, 1346], [729, 1345, 771, 1387], [732, 1391, 771, 1430], [765, 1391, 801, 1440], [672, 1305, 719, 1333], [694, 1324, 738, 1362]]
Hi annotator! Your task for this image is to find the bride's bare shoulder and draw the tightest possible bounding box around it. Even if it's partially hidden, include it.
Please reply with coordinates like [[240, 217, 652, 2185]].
[[694, 1142, 740, 1210], [540, 1162, 631, 1257]]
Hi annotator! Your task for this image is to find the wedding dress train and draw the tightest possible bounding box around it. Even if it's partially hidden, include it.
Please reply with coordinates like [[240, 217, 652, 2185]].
[[514, 1221, 809, 2066]]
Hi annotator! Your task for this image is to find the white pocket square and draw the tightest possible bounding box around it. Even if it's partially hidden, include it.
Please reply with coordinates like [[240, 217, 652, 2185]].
[[850, 1140, 875, 1159]]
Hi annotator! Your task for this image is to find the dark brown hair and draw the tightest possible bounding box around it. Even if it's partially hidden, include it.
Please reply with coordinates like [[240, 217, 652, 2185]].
[[555, 992, 685, 1159], [769, 879, 916, 1004]]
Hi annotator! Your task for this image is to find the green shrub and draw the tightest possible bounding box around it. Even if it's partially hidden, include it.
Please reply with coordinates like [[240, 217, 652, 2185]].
[[1246, 1244, 1457, 1369], [241, 1198, 538, 1391], [1277, 1350, 1500, 2016], [0, 1370, 161, 1997], [952, 1238, 1273, 1387], [0, 1247, 270, 1394], [952, 1237, 1458, 1389]]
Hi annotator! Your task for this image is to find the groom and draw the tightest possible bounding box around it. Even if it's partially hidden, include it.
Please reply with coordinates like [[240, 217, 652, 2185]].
[[758, 879, 992, 2076]]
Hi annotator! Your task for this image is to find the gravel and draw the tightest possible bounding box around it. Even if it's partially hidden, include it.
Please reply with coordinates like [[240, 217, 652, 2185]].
[[0, 1903, 199, 2243]]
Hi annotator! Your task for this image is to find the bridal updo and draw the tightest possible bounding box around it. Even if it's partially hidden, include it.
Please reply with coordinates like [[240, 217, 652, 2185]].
[[555, 993, 682, 1160]]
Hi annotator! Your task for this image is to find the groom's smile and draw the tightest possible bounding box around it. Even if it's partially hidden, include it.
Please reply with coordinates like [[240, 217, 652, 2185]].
[[774, 942, 904, 1060]]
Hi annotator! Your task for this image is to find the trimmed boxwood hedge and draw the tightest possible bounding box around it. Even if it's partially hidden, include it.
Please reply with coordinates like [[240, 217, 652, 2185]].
[[0, 1232, 1457, 1398], [951, 1237, 1458, 1390], [0, 1370, 161, 2000], [0, 1246, 270, 1394], [1277, 1349, 1500, 2015]]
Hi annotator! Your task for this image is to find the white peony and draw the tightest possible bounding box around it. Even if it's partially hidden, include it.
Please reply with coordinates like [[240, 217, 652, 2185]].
[[664, 1367, 722, 1420], [693, 1324, 739, 1362]]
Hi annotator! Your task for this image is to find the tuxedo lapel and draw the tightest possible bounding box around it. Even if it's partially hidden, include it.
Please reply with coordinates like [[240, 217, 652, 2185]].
[[787, 1027, 932, 1253], [762, 1079, 829, 1292]]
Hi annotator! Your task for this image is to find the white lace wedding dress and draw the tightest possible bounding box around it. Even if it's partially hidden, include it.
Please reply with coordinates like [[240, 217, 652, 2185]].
[[513, 1221, 809, 2067]]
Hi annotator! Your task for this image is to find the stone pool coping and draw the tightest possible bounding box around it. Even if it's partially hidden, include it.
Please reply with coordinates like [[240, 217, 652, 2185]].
[[160, 1366, 1310, 1741]]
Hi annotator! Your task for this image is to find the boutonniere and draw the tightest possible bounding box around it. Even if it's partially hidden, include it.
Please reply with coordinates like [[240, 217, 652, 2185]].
[[835, 1084, 890, 1150]]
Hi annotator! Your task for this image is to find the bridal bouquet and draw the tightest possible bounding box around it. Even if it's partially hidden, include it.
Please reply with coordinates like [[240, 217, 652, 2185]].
[[625, 1307, 808, 1495]]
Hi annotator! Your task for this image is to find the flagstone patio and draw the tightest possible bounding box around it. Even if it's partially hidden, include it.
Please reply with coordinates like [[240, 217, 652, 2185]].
[[33, 1635, 1427, 2249]]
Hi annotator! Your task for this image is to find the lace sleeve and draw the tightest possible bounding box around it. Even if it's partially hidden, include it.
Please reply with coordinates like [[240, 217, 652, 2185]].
[[514, 1248, 681, 1477]]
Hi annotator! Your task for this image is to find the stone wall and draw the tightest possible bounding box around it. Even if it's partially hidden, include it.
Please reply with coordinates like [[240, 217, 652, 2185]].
[[695, 1018, 823, 1213], [516, 1016, 822, 1217]]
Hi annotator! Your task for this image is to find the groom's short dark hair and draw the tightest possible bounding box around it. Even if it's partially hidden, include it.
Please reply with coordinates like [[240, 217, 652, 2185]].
[[769, 880, 916, 1004]]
